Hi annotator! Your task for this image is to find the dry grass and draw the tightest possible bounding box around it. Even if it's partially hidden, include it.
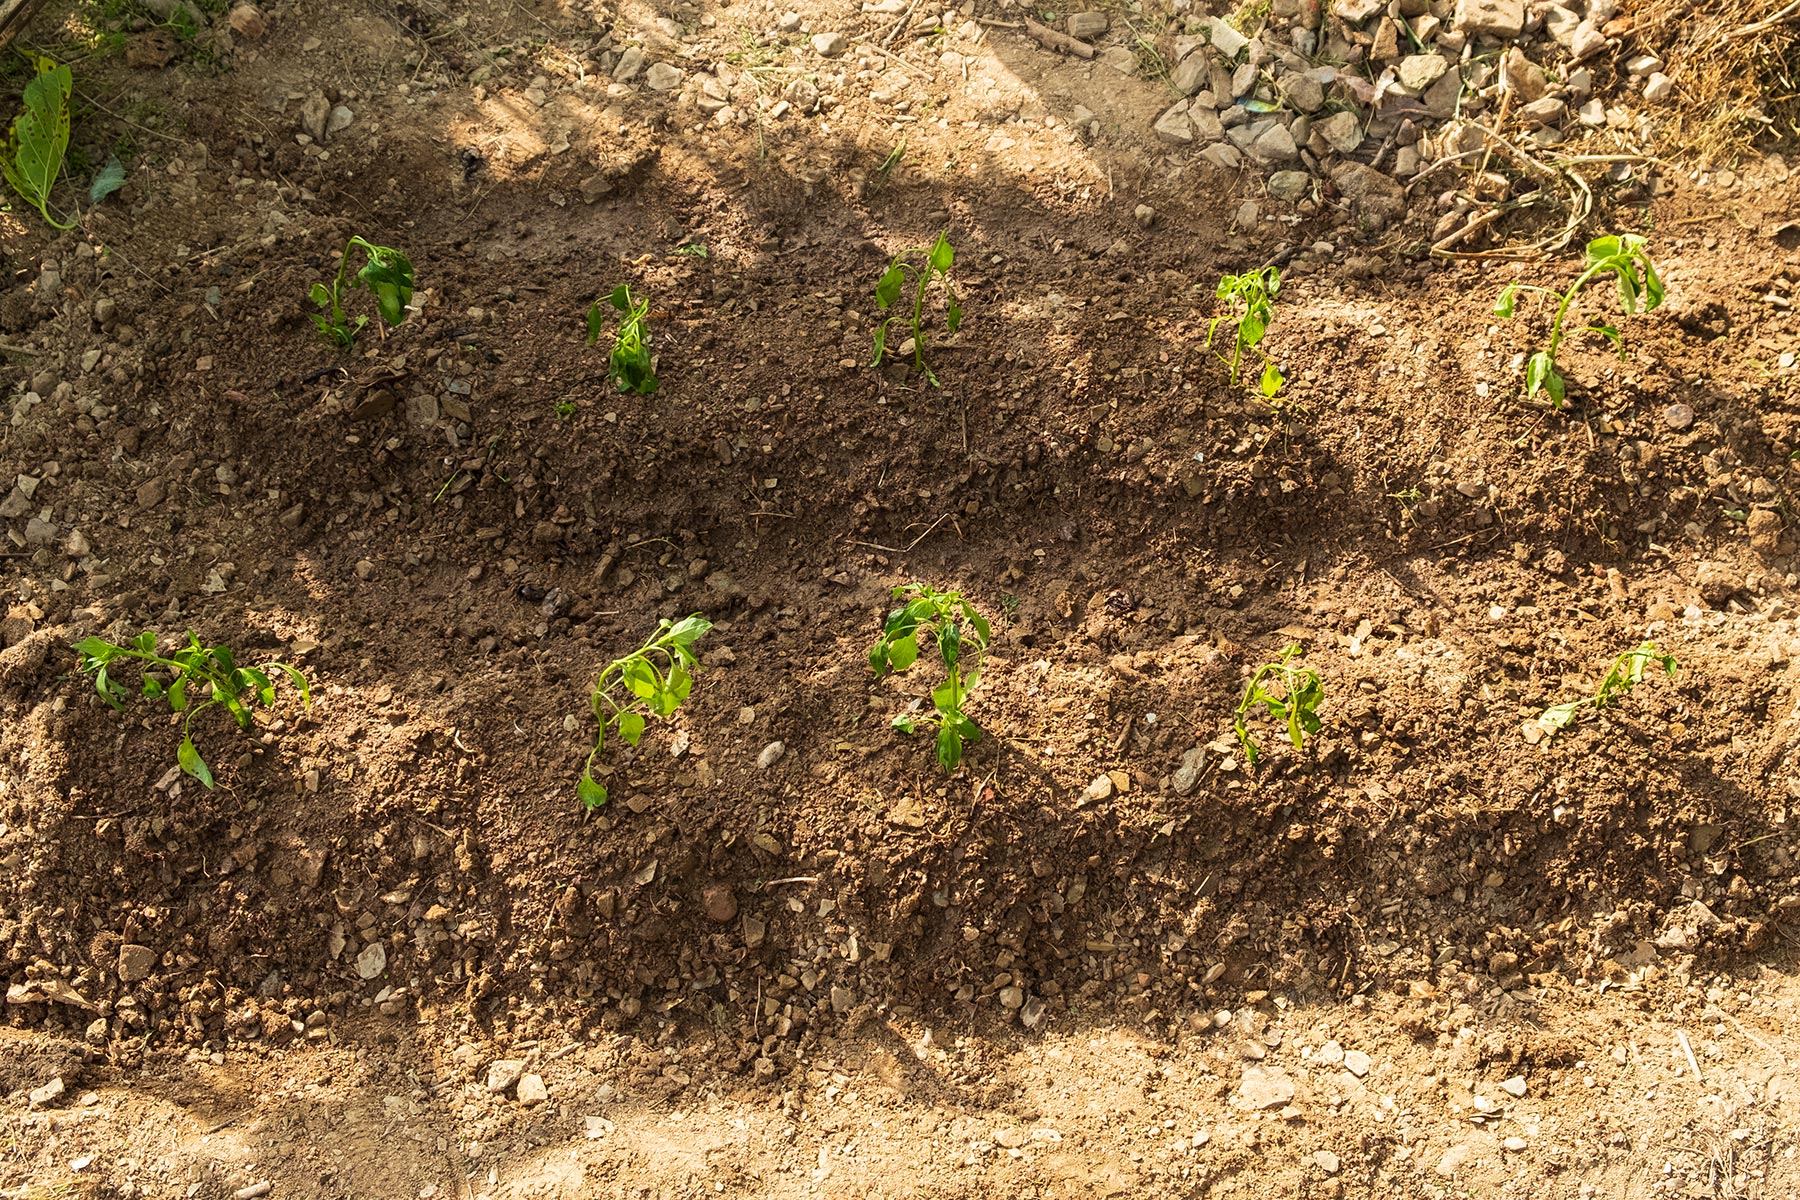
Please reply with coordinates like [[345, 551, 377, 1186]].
[[1631, 0, 1800, 164]]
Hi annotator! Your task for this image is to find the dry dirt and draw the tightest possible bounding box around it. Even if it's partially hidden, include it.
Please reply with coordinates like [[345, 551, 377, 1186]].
[[3, 0, 1800, 1195]]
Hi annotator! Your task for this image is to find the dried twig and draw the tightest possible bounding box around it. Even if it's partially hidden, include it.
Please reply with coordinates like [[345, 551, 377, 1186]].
[[0, 0, 48, 55], [1721, 0, 1800, 42], [1023, 17, 1096, 58]]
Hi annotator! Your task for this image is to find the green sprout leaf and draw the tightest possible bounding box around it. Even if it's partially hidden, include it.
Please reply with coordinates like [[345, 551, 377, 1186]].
[[1234, 643, 1323, 771], [580, 615, 710, 812], [3, 58, 75, 230], [869, 583, 992, 774], [870, 231, 960, 385]]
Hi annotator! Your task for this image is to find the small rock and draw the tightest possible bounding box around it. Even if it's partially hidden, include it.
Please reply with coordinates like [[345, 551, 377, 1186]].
[[1642, 71, 1673, 103], [1503, 1136, 1528, 1151], [1171, 745, 1207, 796], [1241, 1040, 1267, 1060], [516, 1074, 548, 1106], [1021, 996, 1047, 1029], [1170, 54, 1208, 96], [1397, 53, 1448, 91], [1663, 402, 1694, 430], [1078, 774, 1114, 806], [63, 529, 90, 558], [1236, 1066, 1296, 1110], [1517, 95, 1566, 127], [999, 985, 1025, 1009], [279, 503, 306, 529], [1134, 203, 1157, 228], [613, 46, 645, 82], [355, 941, 387, 980], [1204, 17, 1249, 57], [1314, 110, 1364, 154], [1343, 1049, 1372, 1077], [1313, 1150, 1341, 1174], [1500, 1075, 1528, 1097], [701, 884, 738, 923], [1695, 562, 1744, 606], [22, 517, 56, 547], [756, 741, 785, 769], [645, 62, 684, 91], [778, 11, 801, 31], [1330, 0, 1383, 22], [1436, 1143, 1472, 1176], [994, 1127, 1027, 1149], [28, 1077, 65, 1109], [1281, 73, 1325, 112], [1268, 170, 1311, 202], [1066, 11, 1108, 39], [226, 3, 266, 38], [1152, 102, 1194, 145], [1249, 122, 1300, 163], [117, 944, 156, 983], [830, 985, 854, 1013], [299, 92, 330, 142], [1199, 142, 1243, 169], [1453, 0, 1524, 37], [327, 105, 355, 135], [1569, 22, 1608, 60], [811, 31, 848, 56], [1749, 507, 1786, 557], [486, 1059, 526, 1093], [1330, 160, 1405, 228]]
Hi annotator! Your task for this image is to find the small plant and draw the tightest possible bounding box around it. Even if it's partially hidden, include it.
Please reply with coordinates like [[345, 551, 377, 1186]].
[[587, 284, 657, 394], [1494, 234, 1664, 408], [579, 615, 711, 810], [311, 235, 415, 348], [1539, 641, 1677, 733], [869, 584, 992, 770], [74, 631, 311, 788], [1207, 266, 1283, 398], [870, 230, 963, 388], [5, 57, 76, 230], [1233, 643, 1322, 769]]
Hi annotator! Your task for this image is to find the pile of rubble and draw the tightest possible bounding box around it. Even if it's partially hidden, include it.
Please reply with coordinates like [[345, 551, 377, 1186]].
[[1113, 0, 1669, 229]]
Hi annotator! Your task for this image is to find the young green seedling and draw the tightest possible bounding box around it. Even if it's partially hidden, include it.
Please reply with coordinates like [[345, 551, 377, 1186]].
[[1494, 234, 1664, 408], [869, 583, 992, 771], [1207, 267, 1284, 399], [587, 284, 658, 394], [579, 615, 711, 810], [311, 236, 415, 348], [1539, 640, 1677, 733], [4, 57, 76, 230], [74, 632, 311, 788], [1234, 643, 1322, 769], [871, 230, 963, 388]]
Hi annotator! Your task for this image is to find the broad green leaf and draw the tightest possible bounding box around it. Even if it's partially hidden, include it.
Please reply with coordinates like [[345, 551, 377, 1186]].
[[1259, 360, 1284, 398], [875, 264, 905, 311], [1641, 257, 1665, 311], [945, 292, 962, 334], [3, 59, 75, 230], [936, 723, 963, 770], [668, 615, 712, 646], [178, 735, 214, 788], [1494, 283, 1517, 318], [351, 240, 415, 327], [1585, 235, 1621, 262], [892, 714, 917, 733], [868, 638, 891, 675], [960, 602, 991, 646], [94, 666, 124, 709], [938, 621, 961, 671], [88, 155, 126, 204], [610, 283, 631, 312], [578, 772, 608, 810], [244, 667, 274, 706], [225, 695, 253, 731], [142, 677, 164, 697], [953, 713, 981, 743], [928, 231, 954, 274], [214, 645, 236, 676], [617, 711, 646, 745], [1540, 701, 1583, 731], [1543, 362, 1566, 407], [1239, 310, 1266, 348], [622, 658, 660, 702], [586, 300, 603, 344], [168, 675, 189, 712], [888, 633, 919, 671], [74, 636, 113, 660], [930, 678, 958, 715], [1525, 351, 1553, 399], [133, 631, 157, 653], [870, 319, 891, 366], [668, 665, 693, 705], [1234, 717, 1260, 768], [272, 663, 312, 706]]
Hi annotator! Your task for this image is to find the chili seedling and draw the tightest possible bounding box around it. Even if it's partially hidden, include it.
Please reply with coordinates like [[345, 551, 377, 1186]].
[[1539, 640, 1677, 733], [579, 615, 711, 810], [871, 230, 963, 388], [74, 631, 311, 788], [869, 583, 992, 771], [587, 284, 658, 394], [4, 57, 75, 230], [1207, 266, 1284, 398], [311, 235, 415, 348], [1494, 234, 1664, 408], [1234, 643, 1322, 769]]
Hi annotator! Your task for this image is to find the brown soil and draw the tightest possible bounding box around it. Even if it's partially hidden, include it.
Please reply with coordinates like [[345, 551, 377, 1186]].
[[2, 0, 1800, 1196]]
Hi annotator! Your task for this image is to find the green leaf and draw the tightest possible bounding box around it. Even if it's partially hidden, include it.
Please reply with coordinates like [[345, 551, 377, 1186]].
[[244, 666, 275, 707], [888, 633, 920, 671], [945, 291, 963, 334], [586, 300, 603, 344], [1540, 701, 1583, 732], [875, 264, 904, 311], [142, 677, 165, 697], [930, 678, 958, 715], [94, 666, 123, 709], [668, 615, 712, 646], [935, 723, 963, 771], [1259, 359, 1284, 398], [870, 319, 891, 367], [953, 713, 981, 744], [617, 711, 646, 745], [1494, 283, 1518, 318], [272, 663, 312, 707], [578, 772, 608, 810], [1524, 350, 1554, 400], [88, 155, 126, 204], [168, 675, 189, 712], [609, 283, 631, 312], [177, 735, 214, 788], [622, 658, 660, 702], [928, 231, 954, 274], [892, 714, 917, 733], [961, 603, 991, 647], [3, 58, 75, 230], [667, 665, 693, 706], [938, 621, 961, 671], [353, 242, 416, 327], [1239, 310, 1267, 348], [869, 638, 891, 675], [1543, 362, 1566, 407], [1640, 256, 1665, 311]]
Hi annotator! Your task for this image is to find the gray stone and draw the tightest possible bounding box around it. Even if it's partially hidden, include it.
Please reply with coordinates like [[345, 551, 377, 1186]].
[[1570, 23, 1607, 60], [355, 941, 387, 980], [1199, 142, 1244, 169], [1250, 121, 1300, 163], [811, 31, 847, 56], [1152, 102, 1195, 145], [1171, 53, 1209, 96], [645, 62, 684, 91], [1343, 1049, 1372, 1077], [22, 517, 55, 546], [1268, 170, 1311, 201], [1205, 17, 1249, 58], [1518, 96, 1565, 127], [999, 985, 1025, 1008], [1453, 0, 1524, 37], [117, 944, 156, 983], [299, 92, 329, 141], [1663, 403, 1694, 430], [1642, 72, 1673, 102], [516, 1074, 549, 1105], [757, 740, 786, 769], [1079, 774, 1114, 805], [1331, 160, 1405, 228], [1577, 99, 1605, 126], [1330, 0, 1383, 22], [1236, 1066, 1296, 1110], [1500, 47, 1547, 101], [1391, 144, 1421, 176], [28, 1077, 64, 1109], [1067, 11, 1108, 39], [1315, 110, 1363, 154], [612, 46, 645, 81], [1172, 746, 1207, 795], [1281, 72, 1324, 112], [1397, 53, 1448, 91], [1190, 106, 1225, 142], [1231, 61, 1257, 98], [1314, 1151, 1341, 1174], [327, 104, 354, 135], [1423, 69, 1462, 119], [1544, 4, 1581, 44]]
